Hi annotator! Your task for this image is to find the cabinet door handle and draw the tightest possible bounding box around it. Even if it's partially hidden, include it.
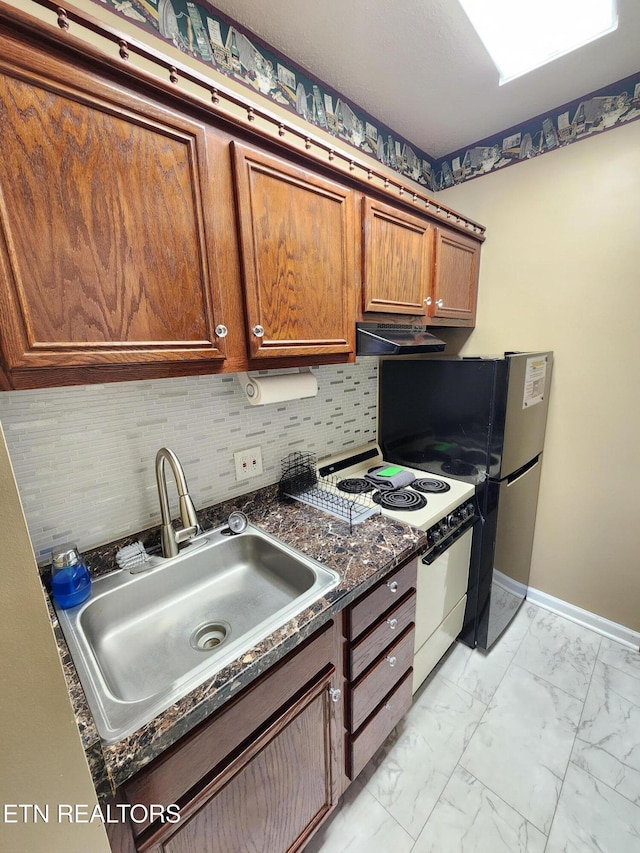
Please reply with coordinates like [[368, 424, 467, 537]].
[[328, 687, 342, 703], [252, 324, 265, 337], [436, 298, 444, 308], [386, 655, 397, 668], [424, 296, 432, 306], [384, 702, 392, 711], [387, 581, 398, 593], [214, 324, 228, 338], [387, 618, 398, 630]]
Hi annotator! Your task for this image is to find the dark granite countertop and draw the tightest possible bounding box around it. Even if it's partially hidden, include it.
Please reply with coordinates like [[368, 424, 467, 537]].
[[46, 484, 426, 801]]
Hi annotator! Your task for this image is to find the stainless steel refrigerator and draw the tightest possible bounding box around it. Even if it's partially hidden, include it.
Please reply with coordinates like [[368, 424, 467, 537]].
[[379, 351, 553, 649]]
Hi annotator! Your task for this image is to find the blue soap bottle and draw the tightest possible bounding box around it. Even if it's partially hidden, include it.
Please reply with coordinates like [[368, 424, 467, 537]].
[[51, 543, 92, 609]]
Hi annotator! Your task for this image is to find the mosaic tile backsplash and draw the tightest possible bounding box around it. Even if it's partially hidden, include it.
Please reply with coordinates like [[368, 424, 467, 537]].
[[0, 361, 378, 560]]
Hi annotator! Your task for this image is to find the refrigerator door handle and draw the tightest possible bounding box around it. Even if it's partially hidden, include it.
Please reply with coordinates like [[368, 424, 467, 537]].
[[506, 454, 541, 486]]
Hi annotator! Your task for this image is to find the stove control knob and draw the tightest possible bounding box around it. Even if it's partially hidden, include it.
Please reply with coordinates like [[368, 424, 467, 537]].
[[447, 513, 458, 529], [431, 527, 442, 543]]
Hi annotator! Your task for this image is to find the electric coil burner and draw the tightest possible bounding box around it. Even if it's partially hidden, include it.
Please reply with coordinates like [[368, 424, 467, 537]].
[[411, 478, 451, 494], [336, 478, 375, 495], [319, 444, 474, 532], [372, 489, 427, 511]]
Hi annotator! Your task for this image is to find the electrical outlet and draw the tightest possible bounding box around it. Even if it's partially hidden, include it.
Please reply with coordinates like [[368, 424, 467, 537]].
[[234, 446, 263, 481]]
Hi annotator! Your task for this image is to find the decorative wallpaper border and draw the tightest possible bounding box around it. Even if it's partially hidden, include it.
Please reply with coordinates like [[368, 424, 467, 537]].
[[435, 72, 640, 189], [91, 0, 438, 189], [84, 0, 640, 190]]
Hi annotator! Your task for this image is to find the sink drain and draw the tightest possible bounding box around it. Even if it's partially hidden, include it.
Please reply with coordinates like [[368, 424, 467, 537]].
[[190, 621, 231, 652]]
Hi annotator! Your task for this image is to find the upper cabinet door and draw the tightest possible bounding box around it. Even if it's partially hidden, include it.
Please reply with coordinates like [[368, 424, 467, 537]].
[[430, 226, 480, 326], [0, 59, 229, 382], [232, 142, 356, 360], [362, 197, 431, 316]]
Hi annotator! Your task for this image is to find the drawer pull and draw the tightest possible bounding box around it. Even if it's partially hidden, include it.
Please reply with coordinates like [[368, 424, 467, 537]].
[[387, 655, 397, 668], [329, 687, 342, 703], [387, 618, 398, 630], [387, 581, 399, 593], [384, 702, 392, 711]]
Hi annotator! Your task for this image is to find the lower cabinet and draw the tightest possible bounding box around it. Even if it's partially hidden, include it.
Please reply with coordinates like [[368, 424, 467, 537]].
[[148, 673, 335, 853], [110, 620, 343, 853], [107, 558, 420, 852]]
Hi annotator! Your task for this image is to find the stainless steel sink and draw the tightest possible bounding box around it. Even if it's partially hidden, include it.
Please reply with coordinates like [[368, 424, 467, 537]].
[[55, 523, 340, 744]]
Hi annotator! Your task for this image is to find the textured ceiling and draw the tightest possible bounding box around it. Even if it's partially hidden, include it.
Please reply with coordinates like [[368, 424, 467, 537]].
[[208, 0, 640, 158]]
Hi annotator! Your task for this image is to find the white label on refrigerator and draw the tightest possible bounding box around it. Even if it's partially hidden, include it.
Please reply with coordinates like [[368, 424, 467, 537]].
[[523, 356, 547, 408]]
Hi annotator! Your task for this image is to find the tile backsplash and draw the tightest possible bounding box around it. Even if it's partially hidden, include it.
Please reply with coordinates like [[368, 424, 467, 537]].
[[0, 360, 378, 559]]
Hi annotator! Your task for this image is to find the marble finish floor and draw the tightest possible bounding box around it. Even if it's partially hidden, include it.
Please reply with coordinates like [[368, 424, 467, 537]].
[[306, 604, 640, 852]]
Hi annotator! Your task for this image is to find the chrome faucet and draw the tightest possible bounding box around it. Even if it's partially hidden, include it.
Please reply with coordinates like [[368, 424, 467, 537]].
[[155, 448, 200, 558]]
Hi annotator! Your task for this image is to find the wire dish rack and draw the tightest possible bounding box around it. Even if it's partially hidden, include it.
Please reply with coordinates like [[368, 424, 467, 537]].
[[279, 452, 379, 530]]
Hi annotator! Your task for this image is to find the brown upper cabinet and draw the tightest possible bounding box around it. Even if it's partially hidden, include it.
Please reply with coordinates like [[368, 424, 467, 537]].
[[0, 12, 483, 390], [232, 142, 356, 360], [361, 198, 481, 327], [428, 226, 480, 326], [0, 47, 234, 390], [361, 197, 432, 317]]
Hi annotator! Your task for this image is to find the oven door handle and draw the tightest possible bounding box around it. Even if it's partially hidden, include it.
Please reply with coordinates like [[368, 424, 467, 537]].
[[422, 517, 476, 565]]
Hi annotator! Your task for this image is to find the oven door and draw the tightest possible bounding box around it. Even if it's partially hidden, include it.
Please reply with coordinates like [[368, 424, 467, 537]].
[[413, 526, 473, 692]]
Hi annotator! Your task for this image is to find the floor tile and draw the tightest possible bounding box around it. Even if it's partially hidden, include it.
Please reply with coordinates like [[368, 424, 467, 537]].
[[361, 673, 486, 838], [512, 608, 601, 701], [546, 763, 640, 853], [437, 603, 538, 705], [459, 664, 583, 834], [572, 659, 640, 806], [598, 637, 640, 681], [412, 765, 546, 853], [303, 778, 414, 853]]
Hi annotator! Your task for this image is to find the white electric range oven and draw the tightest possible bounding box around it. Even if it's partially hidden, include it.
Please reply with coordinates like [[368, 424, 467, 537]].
[[317, 444, 477, 692]]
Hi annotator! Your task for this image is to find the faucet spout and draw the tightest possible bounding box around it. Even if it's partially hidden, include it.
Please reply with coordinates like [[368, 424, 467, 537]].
[[155, 448, 199, 558]]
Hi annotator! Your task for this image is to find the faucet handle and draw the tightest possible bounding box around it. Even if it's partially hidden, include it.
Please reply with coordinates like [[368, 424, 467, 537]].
[[175, 525, 199, 544], [179, 494, 200, 532]]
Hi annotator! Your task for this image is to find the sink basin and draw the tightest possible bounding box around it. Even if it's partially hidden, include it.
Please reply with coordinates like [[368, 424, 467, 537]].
[[55, 523, 340, 744]]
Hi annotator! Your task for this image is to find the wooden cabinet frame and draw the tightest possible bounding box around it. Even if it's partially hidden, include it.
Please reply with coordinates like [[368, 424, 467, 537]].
[[109, 620, 346, 853], [142, 671, 337, 852], [361, 196, 432, 317], [0, 46, 229, 378], [232, 142, 356, 360], [429, 226, 480, 326]]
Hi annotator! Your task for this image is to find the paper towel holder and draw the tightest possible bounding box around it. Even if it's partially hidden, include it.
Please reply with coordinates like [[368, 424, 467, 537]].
[[238, 368, 318, 406]]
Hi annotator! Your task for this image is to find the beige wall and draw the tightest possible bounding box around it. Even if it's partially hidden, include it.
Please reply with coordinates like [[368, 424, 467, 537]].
[[440, 119, 640, 632], [0, 424, 110, 853]]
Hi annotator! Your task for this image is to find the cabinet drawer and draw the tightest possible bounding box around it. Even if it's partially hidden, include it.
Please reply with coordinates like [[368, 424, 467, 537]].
[[349, 592, 416, 681], [123, 621, 335, 835], [347, 558, 417, 641], [349, 669, 413, 780], [349, 626, 414, 732]]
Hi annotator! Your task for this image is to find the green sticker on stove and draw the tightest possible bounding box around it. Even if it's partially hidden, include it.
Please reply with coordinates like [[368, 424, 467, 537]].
[[376, 465, 404, 477]]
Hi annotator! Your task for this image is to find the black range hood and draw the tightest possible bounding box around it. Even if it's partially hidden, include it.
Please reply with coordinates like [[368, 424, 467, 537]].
[[356, 323, 446, 356]]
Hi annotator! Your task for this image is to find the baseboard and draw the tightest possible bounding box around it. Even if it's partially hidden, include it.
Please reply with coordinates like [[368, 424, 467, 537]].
[[526, 587, 640, 650]]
